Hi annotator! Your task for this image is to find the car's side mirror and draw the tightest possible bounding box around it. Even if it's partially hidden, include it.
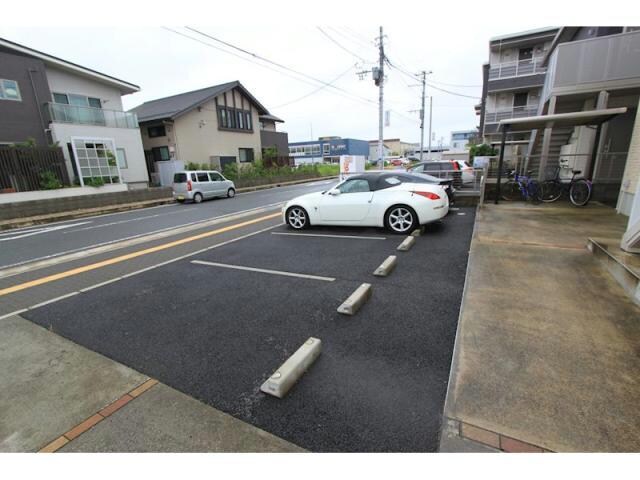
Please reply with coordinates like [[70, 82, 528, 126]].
[[328, 189, 341, 196]]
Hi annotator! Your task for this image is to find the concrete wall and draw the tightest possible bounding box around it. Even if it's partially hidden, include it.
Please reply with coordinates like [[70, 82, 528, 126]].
[[0, 48, 51, 145], [618, 98, 640, 215], [0, 187, 172, 221], [50, 122, 149, 186], [172, 91, 262, 166]]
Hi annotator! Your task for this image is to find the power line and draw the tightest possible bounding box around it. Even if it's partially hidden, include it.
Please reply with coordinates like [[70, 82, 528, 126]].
[[184, 26, 379, 107], [427, 78, 482, 88], [316, 27, 369, 63], [342, 27, 375, 48], [273, 65, 356, 108]]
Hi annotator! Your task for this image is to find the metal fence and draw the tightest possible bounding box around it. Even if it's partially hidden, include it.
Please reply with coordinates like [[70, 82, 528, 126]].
[[0, 146, 70, 192]]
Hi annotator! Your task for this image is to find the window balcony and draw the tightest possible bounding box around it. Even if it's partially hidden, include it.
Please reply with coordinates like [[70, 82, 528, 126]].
[[47, 103, 139, 129], [484, 105, 539, 124], [488, 58, 547, 80]]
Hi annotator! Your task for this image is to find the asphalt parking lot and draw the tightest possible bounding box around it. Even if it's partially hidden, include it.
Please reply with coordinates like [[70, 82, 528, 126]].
[[23, 206, 476, 452]]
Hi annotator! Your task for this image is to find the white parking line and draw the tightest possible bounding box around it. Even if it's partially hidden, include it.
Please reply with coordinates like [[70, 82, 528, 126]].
[[62, 208, 197, 233], [0, 224, 280, 320], [271, 232, 387, 240], [191, 260, 335, 282]]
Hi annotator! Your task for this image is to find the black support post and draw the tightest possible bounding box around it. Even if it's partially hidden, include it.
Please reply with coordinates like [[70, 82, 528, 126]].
[[494, 125, 509, 204]]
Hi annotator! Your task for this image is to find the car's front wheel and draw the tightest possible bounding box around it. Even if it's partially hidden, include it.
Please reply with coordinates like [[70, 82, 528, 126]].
[[385, 205, 418, 234], [227, 188, 236, 198], [286, 206, 309, 229]]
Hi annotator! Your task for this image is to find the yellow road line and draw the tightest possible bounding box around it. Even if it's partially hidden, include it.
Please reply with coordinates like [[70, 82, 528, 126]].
[[0, 212, 281, 297]]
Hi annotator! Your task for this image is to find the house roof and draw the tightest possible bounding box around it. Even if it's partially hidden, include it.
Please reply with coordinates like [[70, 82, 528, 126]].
[[259, 114, 284, 123], [0, 37, 140, 95], [129, 81, 270, 123]]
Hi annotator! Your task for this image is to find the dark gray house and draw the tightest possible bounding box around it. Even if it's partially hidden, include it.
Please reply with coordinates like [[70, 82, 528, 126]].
[[0, 43, 52, 146]]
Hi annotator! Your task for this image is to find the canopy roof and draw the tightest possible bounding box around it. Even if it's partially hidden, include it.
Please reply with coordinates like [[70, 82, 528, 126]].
[[498, 108, 628, 131]]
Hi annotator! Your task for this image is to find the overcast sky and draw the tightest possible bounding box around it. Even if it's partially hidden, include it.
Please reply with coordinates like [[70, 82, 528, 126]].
[[2, 24, 541, 145]]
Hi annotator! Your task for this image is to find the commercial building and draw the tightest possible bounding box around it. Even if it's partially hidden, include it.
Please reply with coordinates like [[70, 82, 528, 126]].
[[367, 138, 419, 159], [288, 136, 369, 165], [450, 130, 478, 151], [0, 37, 149, 188]]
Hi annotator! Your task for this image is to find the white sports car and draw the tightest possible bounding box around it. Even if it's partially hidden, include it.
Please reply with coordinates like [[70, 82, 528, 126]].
[[283, 173, 449, 234]]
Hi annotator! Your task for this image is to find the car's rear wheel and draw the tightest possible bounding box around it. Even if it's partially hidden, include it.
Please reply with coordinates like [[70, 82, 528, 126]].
[[227, 188, 236, 198], [385, 205, 418, 234], [286, 206, 309, 229], [193, 192, 203, 204]]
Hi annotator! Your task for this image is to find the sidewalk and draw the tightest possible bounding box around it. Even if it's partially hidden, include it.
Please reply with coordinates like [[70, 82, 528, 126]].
[[0, 314, 303, 452], [440, 202, 640, 452]]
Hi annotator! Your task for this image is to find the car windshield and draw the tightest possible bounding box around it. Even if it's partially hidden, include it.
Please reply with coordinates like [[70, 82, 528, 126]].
[[173, 173, 187, 183]]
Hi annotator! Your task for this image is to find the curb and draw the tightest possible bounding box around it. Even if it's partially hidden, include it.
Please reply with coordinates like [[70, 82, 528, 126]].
[[235, 175, 338, 193], [0, 198, 174, 230], [38, 378, 159, 453]]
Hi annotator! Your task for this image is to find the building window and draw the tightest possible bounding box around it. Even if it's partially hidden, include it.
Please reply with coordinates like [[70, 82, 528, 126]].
[[239, 148, 254, 163], [116, 148, 128, 169], [71, 138, 120, 185], [323, 143, 330, 155], [148, 125, 166, 138], [217, 106, 252, 131], [152, 146, 170, 162], [513, 92, 528, 108], [53, 92, 101, 108], [0, 79, 21, 101]]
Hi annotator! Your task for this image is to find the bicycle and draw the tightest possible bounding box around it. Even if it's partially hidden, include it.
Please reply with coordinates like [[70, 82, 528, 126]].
[[538, 167, 592, 207], [500, 170, 541, 203]]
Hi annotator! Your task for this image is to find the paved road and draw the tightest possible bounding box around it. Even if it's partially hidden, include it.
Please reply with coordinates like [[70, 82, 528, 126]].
[[0, 180, 336, 270]]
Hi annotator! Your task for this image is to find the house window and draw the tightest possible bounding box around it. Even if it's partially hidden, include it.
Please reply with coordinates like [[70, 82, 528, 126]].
[[53, 92, 101, 108], [116, 148, 128, 169], [148, 125, 166, 138], [217, 106, 252, 131], [71, 138, 120, 185], [239, 148, 254, 163], [151, 146, 170, 162], [0, 79, 21, 101]]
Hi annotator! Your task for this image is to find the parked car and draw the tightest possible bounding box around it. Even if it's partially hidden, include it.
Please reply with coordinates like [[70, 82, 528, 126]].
[[388, 157, 410, 167], [172, 170, 236, 203], [407, 160, 474, 186], [283, 172, 449, 234], [404, 171, 455, 205]]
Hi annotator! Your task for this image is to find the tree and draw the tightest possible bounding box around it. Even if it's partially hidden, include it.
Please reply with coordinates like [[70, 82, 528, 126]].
[[469, 143, 497, 161]]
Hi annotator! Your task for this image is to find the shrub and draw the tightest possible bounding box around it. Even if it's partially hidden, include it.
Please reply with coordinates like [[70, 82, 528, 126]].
[[39, 171, 62, 190], [469, 143, 497, 162], [84, 176, 105, 187]]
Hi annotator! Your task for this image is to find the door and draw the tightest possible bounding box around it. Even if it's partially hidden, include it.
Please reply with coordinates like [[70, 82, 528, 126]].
[[319, 178, 374, 222], [195, 171, 213, 197], [208, 171, 226, 196]]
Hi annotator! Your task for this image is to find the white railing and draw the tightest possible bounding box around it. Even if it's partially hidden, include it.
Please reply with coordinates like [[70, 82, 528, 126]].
[[488, 58, 546, 80], [484, 105, 539, 123], [47, 103, 139, 129]]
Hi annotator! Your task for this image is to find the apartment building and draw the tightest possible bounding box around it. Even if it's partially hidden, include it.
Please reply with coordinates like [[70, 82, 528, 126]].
[[367, 138, 419, 158], [479, 27, 559, 158], [0, 37, 149, 188]]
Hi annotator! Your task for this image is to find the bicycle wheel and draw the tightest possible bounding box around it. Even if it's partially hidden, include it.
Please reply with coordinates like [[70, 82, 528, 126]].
[[569, 179, 592, 207], [527, 180, 541, 204], [539, 180, 562, 203], [500, 181, 519, 201]]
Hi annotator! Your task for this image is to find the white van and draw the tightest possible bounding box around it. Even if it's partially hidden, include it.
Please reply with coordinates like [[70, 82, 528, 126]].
[[172, 170, 236, 203]]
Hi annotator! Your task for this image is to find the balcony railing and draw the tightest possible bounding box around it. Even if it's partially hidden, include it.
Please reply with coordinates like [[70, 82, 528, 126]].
[[484, 105, 539, 123], [488, 58, 546, 80], [47, 103, 139, 129], [542, 29, 640, 102]]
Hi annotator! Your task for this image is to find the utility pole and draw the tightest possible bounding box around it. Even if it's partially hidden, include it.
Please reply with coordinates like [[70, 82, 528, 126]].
[[419, 71, 426, 163], [427, 96, 433, 159], [376, 26, 385, 170]]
